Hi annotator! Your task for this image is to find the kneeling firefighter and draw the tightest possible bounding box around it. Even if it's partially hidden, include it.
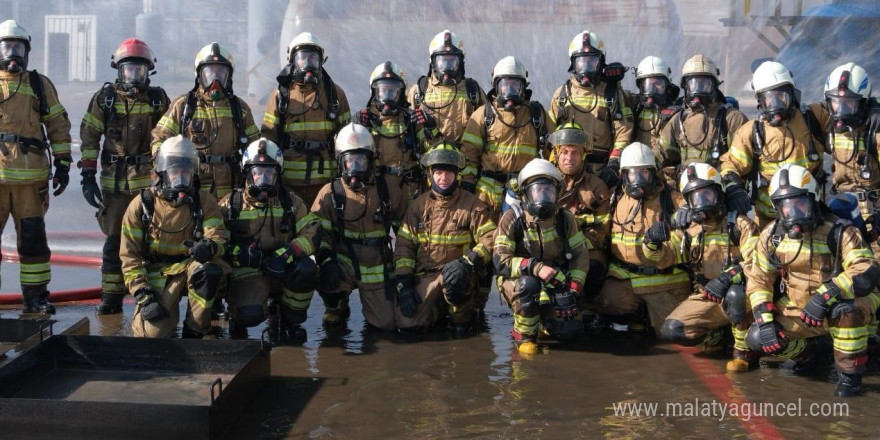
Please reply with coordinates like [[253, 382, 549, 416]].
[[120, 135, 231, 338], [494, 159, 590, 355], [220, 138, 320, 341]]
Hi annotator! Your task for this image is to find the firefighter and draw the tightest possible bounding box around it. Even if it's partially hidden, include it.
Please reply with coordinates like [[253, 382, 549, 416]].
[[548, 122, 611, 312], [120, 135, 231, 338], [352, 61, 438, 202], [151, 42, 259, 200], [660, 163, 761, 372], [80, 38, 171, 315], [631, 56, 682, 189], [597, 142, 691, 334], [549, 30, 633, 188], [219, 138, 320, 342], [407, 29, 487, 182], [494, 159, 590, 355], [721, 60, 828, 229], [0, 20, 72, 314], [261, 32, 351, 207], [460, 56, 552, 218], [744, 164, 880, 397], [657, 55, 748, 202], [394, 144, 495, 335], [311, 123, 408, 330]]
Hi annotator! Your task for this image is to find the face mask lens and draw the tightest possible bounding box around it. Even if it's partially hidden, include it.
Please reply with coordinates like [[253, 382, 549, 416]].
[[0, 40, 25, 58], [433, 54, 460, 74], [166, 165, 193, 188], [626, 167, 652, 186], [687, 186, 718, 210], [779, 196, 811, 223], [526, 181, 557, 205], [641, 77, 667, 95], [497, 77, 524, 98], [200, 64, 229, 88], [251, 166, 277, 187], [294, 49, 320, 70], [686, 76, 714, 95], [829, 96, 860, 118], [760, 90, 790, 112], [119, 62, 149, 85], [343, 153, 369, 173], [574, 55, 600, 75], [373, 79, 403, 103]]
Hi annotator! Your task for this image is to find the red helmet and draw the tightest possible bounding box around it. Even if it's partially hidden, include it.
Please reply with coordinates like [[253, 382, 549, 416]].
[[110, 38, 155, 69]]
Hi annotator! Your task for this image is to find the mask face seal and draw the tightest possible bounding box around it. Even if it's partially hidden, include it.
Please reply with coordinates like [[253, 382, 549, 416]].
[[638, 76, 668, 108], [339, 151, 372, 189], [684, 76, 715, 110], [623, 167, 656, 199], [523, 178, 558, 219], [571, 54, 601, 86], [495, 77, 525, 111], [432, 54, 462, 86], [199, 64, 230, 100], [160, 163, 196, 204], [0, 39, 27, 72], [291, 48, 321, 84], [827, 94, 865, 133], [118, 61, 150, 95], [775, 195, 815, 239], [372, 78, 404, 116], [246, 165, 279, 202], [758, 88, 793, 126], [685, 186, 724, 223]]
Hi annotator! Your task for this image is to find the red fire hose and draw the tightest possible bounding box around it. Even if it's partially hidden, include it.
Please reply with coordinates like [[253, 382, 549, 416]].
[[0, 250, 103, 304]]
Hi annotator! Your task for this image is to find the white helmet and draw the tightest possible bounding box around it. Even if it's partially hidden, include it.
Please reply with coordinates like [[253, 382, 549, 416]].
[[825, 62, 872, 98], [241, 138, 283, 199], [154, 135, 200, 199], [193, 42, 234, 93], [428, 29, 464, 57], [287, 32, 324, 61], [752, 61, 795, 94], [241, 137, 283, 170], [369, 61, 406, 115], [491, 56, 528, 83], [568, 30, 604, 58], [619, 142, 656, 170], [369, 60, 406, 88], [752, 61, 799, 124], [429, 30, 465, 85], [336, 123, 375, 189], [335, 123, 375, 156], [636, 56, 670, 81], [0, 20, 31, 49], [679, 163, 725, 222], [769, 164, 818, 202], [769, 164, 820, 237], [681, 54, 719, 82], [517, 159, 563, 219], [824, 62, 872, 130], [0, 20, 31, 72], [678, 162, 722, 193], [518, 158, 563, 187]]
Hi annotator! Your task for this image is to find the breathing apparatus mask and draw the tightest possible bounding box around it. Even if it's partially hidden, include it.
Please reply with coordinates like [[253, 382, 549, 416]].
[[160, 158, 197, 205], [685, 186, 724, 223], [522, 177, 559, 219], [372, 78, 405, 116], [118, 60, 150, 95], [339, 150, 373, 190], [432, 54, 462, 86], [683, 75, 716, 110], [246, 165, 279, 203], [623, 166, 657, 199], [571, 54, 602, 87], [758, 86, 797, 127], [199, 64, 230, 101], [291, 48, 321, 84], [0, 39, 27, 73], [495, 77, 525, 111]]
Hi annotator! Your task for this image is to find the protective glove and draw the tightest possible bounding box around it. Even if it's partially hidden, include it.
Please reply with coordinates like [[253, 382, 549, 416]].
[[702, 264, 743, 303], [135, 288, 167, 322], [643, 219, 670, 249], [80, 169, 103, 209], [800, 282, 842, 327], [317, 252, 341, 292], [670, 206, 692, 230], [396, 275, 421, 318], [441, 257, 474, 303], [185, 238, 218, 264], [552, 289, 579, 320], [352, 108, 378, 127], [230, 244, 263, 268], [544, 266, 567, 290], [264, 244, 296, 278], [602, 62, 627, 83], [757, 321, 788, 355], [410, 108, 437, 131], [599, 158, 620, 189], [724, 180, 751, 215], [52, 158, 71, 196]]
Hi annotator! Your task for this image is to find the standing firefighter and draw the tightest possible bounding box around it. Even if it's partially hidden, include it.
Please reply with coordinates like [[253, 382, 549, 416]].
[[261, 32, 351, 207], [311, 123, 407, 330], [0, 20, 72, 313], [80, 38, 170, 315], [549, 30, 633, 188], [220, 138, 320, 341], [658, 55, 748, 200], [494, 159, 590, 355], [151, 42, 259, 199], [721, 61, 828, 228], [394, 144, 496, 336], [744, 164, 880, 397], [597, 142, 691, 334], [408, 29, 486, 171], [660, 163, 761, 371], [120, 136, 230, 338], [631, 56, 682, 189]]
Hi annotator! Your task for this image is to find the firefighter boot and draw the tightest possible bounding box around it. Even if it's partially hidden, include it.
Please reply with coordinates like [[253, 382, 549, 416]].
[[22, 286, 55, 314], [95, 293, 123, 315]]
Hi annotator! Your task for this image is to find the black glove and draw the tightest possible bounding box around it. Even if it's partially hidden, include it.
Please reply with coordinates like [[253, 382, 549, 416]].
[[264, 245, 295, 278], [460, 181, 476, 194], [552, 289, 579, 320], [135, 288, 167, 322], [80, 170, 103, 209], [397, 275, 421, 318], [185, 239, 218, 264], [602, 62, 627, 83], [670, 206, 692, 230], [702, 265, 742, 303], [318, 252, 341, 292], [52, 160, 70, 196], [353, 108, 378, 127], [410, 108, 437, 131], [230, 244, 263, 268], [800, 282, 842, 327], [599, 159, 620, 189], [757, 321, 788, 355], [643, 220, 670, 248], [441, 257, 474, 298], [724, 180, 751, 215]]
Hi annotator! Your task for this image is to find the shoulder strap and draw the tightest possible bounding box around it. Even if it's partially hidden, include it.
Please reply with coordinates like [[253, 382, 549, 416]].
[[146, 86, 167, 118], [180, 90, 198, 134], [828, 220, 848, 274], [529, 101, 548, 151], [275, 80, 290, 148], [277, 186, 295, 233], [100, 82, 117, 123], [227, 189, 243, 222], [29, 70, 48, 117], [464, 78, 481, 107], [556, 209, 573, 263], [330, 179, 346, 243], [483, 102, 495, 131], [322, 69, 339, 123], [802, 107, 827, 154], [510, 203, 526, 245], [375, 174, 392, 234], [710, 104, 730, 164], [414, 75, 428, 107], [555, 81, 571, 124], [140, 188, 154, 227], [227, 94, 247, 148], [191, 190, 204, 240]]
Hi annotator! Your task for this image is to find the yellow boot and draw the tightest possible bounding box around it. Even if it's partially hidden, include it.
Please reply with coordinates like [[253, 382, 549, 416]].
[[726, 349, 759, 373], [518, 341, 539, 356]]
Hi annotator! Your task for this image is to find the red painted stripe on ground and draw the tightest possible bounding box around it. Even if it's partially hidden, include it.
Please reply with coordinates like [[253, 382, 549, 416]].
[[675, 345, 783, 439]]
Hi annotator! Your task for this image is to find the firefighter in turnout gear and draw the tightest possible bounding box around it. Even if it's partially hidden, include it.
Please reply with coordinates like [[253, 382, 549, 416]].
[[219, 138, 321, 341], [597, 142, 691, 334], [81, 38, 171, 315], [407, 30, 487, 165], [394, 144, 496, 335], [311, 123, 407, 330], [151, 42, 259, 199], [460, 56, 551, 217], [549, 30, 633, 188], [121, 135, 231, 338], [660, 163, 761, 371], [548, 122, 611, 309], [353, 61, 438, 202], [632, 56, 683, 189], [0, 20, 72, 314], [261, 32, 351, 207], [721, 61, 829, 229], [658, 55, 748, 200], [494, 159, 590, 355], [744, 164, 880, 396]]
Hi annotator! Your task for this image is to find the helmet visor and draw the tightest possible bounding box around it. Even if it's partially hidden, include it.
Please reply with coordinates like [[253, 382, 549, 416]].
[[826, 95, 863, 120], [625, 167, 654, 186], [640, 77, 667, 95], [497, 77, 524, 99], [341, 152, 371, 174], [685, 76, 715, 95], [778, 195, 812, 225], [166, 162, 195, 189], [0, 40, 26, 58], [686, 186, 720, 210], [574, 54, 601, 76], [525, 180, 558, 206], [199, 64, 230, 88], [759, 89, 791, 113], [293, 49, 321, 71], [372, 78, 404, 103], [118, 61, 149, 86], [250, 165, 278, 188], [432, 54, 460, 75]]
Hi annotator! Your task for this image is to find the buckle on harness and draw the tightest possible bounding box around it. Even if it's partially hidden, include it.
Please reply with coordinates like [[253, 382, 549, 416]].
[[0, 133, 20, 143]]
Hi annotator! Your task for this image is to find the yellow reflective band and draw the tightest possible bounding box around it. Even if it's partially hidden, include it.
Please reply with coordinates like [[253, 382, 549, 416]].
[[569, 269, 586, 284], [422, 90, 471, 103], [293, 236, 313, 256], [82, 112, 104, 132], [461, 165, 478, 178], [495, 233, 515, 248], [628, 271, 690, 289], [374, 122, 407, 137], [295, 213, 316, 234], [833, 273, 855, 299], [475, 220, 496, 238], [513, 313, 540, 335], [510, 256, 525, 277], [398, 224, 416, 243], [262, 112, 278, 125], [567, 95, 606, 109], [203, 216, 223, 229], [728, 146, 751, 167], [396, 257, 416, 271], [749, 289, 774, 307], [484, 142, 538, 156], [0, 167, 50, 181], [100, 175, 151, 192], [473, 243, 490, 260], [416, 231, 473, 246], [81, 149, 99, 160], [156, 116, 180, 136], [461, 132, 484, 148], [569, 230, 586, 249], [283, 120, 336, 132], [46, 103, 67, 120], [754, 250, 776, 272], [358, 264, 387, 285], [281, 293, 313, 311], [525, 227, 558, 244], [842, 247, 873, 269], [123, 267, 148, 284]]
